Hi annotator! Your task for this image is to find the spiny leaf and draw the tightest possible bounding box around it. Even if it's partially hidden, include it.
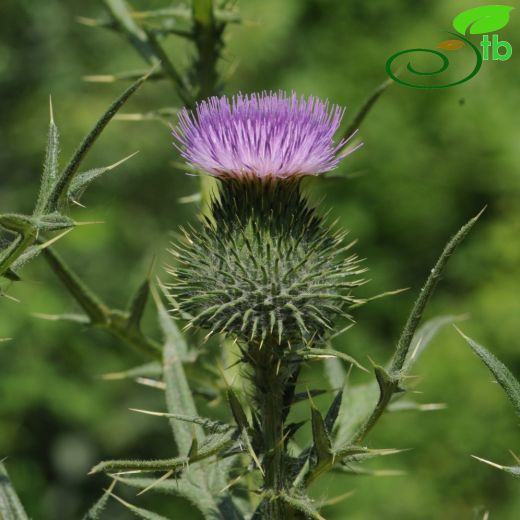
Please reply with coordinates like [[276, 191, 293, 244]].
[[10, 228, 74, 271], [456, 327, 520, 416], [402, 314, 467, 373], [453, 5, 514, 35], [0, 462, 29, 520], [34, 96, 60, 215], [91, 429, 235, 474], [341, 76, 393, 143], [68, 152, 138, 203], [389, 210, 483, 375], [82, 480, 116, 520], [277, 491, 325, 520], [46, 67, 154, 211]]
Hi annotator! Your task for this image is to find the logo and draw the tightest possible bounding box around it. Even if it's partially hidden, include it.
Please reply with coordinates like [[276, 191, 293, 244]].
[[386, 5, 514, 89]]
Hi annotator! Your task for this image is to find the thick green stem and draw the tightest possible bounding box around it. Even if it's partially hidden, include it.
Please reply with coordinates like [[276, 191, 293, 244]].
[[250, 345, 295, 519]]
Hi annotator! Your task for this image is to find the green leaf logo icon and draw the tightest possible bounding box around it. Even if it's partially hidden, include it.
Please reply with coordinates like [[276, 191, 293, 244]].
[[453, 5, 514, 35]]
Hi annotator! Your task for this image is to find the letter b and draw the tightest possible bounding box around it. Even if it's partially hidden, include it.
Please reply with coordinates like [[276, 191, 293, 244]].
[[492, 34, 512, 61]]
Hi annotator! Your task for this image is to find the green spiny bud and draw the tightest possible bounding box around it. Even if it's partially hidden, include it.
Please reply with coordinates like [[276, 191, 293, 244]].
[[167, 178, 365, 349]]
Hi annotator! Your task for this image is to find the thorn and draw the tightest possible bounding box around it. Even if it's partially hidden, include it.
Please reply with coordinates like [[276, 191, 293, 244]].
[[74, 220, 105, 226], [321, 489, 355, 507], [49, 95, 54, 124], [107, 150, 140, 171], [37, 228, 73, 250], [471, 455, 505, 470], [509, 450, 520, 465], [136, 470, 174, 496]]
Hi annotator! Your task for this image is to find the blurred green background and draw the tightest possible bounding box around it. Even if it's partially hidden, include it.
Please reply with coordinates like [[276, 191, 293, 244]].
[[1, 0, 519, 518]]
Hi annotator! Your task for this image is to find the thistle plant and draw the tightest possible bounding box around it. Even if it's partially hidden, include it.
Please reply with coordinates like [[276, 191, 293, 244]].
[[167, 93, 364, 517], [2, 2, 520, 519]]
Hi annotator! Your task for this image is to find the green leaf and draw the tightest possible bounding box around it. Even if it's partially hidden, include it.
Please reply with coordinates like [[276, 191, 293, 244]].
[[456, 327, 520, 416], [82, 481, 116, 520], [453, 5, 514, 35], [46, 68, 153, 211], [401, 314, 466, 373], [68, 152, 138, 203], [324, 389, 343, 434], [227, 389, 250, 430], [0, 214, 33, 234], [154, 290, 237, 519], [277, 492, 325, 520], [311, 406, 333, 464], [127, 276, 150, 331], [389, 211, 482, 376], [34, 97, 60, 215], [0, 462, 29, 520], [157, 298, 200, 451]]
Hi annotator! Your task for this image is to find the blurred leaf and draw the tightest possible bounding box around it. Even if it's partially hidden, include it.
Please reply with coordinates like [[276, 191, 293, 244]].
[[0, 462, 29, 520], [456, 327, 520, 416], [127, 276, 150, 331], [453, 5, 514, 35], [102, 361, 162, 381], [401, 314, 467, 373]]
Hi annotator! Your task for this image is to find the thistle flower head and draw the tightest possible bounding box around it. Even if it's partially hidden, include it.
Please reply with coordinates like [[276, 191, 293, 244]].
[[172, 91, 358, 179]]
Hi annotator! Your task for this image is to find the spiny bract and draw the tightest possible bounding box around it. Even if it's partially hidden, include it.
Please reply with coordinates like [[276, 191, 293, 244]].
[[167, 179, 365, 348]]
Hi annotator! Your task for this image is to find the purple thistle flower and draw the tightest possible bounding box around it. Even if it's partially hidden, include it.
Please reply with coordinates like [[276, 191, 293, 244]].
[[172, 91, 360, 179]]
